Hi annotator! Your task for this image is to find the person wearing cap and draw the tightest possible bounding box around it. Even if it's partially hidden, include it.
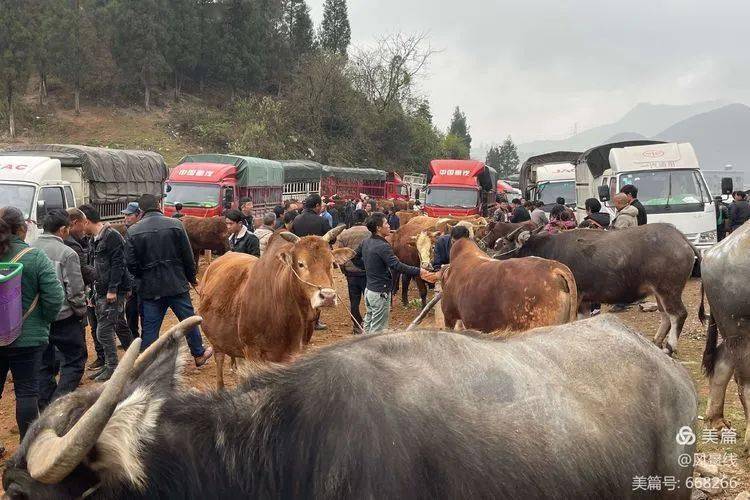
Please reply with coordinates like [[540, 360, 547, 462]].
[[121, 202, 143, 342]]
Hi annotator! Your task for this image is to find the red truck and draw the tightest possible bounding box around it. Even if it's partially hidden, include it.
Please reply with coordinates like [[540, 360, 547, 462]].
[[163, 154, 283, 218], [424, 159, 497, 217], [280, 160, 410, 201]]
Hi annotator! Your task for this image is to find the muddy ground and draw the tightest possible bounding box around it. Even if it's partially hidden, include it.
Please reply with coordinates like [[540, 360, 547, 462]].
[[0, 266, 746, 498]]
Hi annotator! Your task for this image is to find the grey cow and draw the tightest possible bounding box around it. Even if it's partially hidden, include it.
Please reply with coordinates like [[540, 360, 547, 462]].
[[4, 316, 696, 499], [701, 222, 750, 451]]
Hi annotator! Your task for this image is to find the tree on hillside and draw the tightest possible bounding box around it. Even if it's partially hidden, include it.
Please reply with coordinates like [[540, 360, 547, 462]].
[[449, 106, 471, 152], [110, 0, 168, 111], [29, 0, 55, 106], [350, 32, 435, 114], [496, 135, 520, 178], [485, 145, 502, 172], [442, 133, 469, 160], [217, 0, 266, 98], [319, 0, 350, 56], [195, 0, 221, 92], [165, 0, 200, 101], [0, 0, 33, 137], [282, 0, 315, 63]]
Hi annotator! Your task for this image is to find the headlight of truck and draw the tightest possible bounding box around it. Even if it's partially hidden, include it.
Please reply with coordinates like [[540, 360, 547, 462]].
[[698, 230, 717, 244]]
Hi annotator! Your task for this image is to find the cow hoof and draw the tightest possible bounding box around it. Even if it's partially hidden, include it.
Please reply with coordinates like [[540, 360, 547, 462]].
[[661, 345, 675, 357], [704, 417, 731, 431]]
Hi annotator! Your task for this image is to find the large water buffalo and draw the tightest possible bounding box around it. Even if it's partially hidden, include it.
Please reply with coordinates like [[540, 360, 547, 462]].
[[198, 226, 353, 388], [494, 223, 699, 355], [701, 222, 750, 450], [441, 238, 578, 331], [481, 220, 538, 249], [3, 315, 696, 499]]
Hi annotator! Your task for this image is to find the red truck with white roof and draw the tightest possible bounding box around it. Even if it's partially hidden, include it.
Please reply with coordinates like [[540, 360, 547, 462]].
[[424, 159, 497, 217]]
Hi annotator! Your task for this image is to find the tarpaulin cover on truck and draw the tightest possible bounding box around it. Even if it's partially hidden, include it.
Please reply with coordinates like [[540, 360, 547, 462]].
[[519, 151, 581, 192], [323, 165, 386, 181], [180, 154, 283, 187], [577, 141, 665, 179], [0, 144, 168, 204], [279, 160, 324, 183]]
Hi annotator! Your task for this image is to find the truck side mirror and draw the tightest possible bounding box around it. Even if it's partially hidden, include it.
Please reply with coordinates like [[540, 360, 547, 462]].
[[597, 185, 610, 202], [721, 177, 733, 195], [223, 188, 233, 209], [166, 184, 172, 193], [36, 200, 47, 225]]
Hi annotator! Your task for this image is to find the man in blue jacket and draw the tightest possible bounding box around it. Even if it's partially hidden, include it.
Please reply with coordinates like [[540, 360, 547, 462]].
[[353, 213, 438, 333]]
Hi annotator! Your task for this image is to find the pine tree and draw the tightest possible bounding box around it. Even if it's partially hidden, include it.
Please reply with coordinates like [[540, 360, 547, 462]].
[[110, 0, 168, 111], [165, 0, 200, 101], [218, 0, 267, 97], [442, 134, 469, 160], [497, 136, 520, 178], [283, 0, 315, 62], [485, 145, 502, 172], [449, 106, 472, 152], [319, 0, 350, 56], [0, 0, 33, 137]]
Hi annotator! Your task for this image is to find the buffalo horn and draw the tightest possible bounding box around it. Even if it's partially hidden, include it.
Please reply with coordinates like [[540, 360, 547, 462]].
[[27, 338, 143, 484], [322, 224, 346, 243], [279, 231, 300, 244], [504, 226, 524, 241]]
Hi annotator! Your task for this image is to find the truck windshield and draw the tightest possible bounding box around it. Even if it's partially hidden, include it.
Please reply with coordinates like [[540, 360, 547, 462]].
[[164, 183, 219, 208], [619, 169, 710, 213], [0, 184, 35, 219], [537, 180, 575, 205], [426, 186, 478, 208]]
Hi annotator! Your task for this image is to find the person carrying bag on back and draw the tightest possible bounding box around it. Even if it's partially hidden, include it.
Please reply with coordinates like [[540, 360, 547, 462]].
[[0, 207, 64, 448]]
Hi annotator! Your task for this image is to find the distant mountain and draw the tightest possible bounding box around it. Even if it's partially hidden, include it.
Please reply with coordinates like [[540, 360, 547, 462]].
[[518, 100, 727, 160], [655, 103, 750, 171]]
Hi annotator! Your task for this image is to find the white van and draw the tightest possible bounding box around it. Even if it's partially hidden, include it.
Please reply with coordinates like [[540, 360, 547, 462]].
[[0, 156, 77, 242], [575, 141, 717, 251], [519, 152, 580, 211]]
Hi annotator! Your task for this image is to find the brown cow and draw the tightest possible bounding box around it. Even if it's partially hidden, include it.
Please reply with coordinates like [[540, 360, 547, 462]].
[[198, 227, 354, 388], [180, 216, 230, 269], [440, 238, 578, 332], [396, 210, 420, 225]]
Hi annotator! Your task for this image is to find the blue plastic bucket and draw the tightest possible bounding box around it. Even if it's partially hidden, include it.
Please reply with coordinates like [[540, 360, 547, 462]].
[[0, 263, 24, 346]]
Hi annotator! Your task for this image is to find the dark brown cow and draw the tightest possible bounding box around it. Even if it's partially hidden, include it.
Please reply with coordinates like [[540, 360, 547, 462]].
[[441, 238, 578, 332], [198, 227, 354, 388], [481, 220, 538, 249], [180, 215, 230, 269]]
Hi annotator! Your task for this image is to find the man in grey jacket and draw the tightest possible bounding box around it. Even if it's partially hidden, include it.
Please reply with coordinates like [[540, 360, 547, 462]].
[[32, 210, 87, 409]]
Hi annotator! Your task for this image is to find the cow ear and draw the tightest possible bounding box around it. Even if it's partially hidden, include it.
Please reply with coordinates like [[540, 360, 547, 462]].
[[277, 250, 294, 267], [332, 247, 356, 266], [517, 231, 531, 244]]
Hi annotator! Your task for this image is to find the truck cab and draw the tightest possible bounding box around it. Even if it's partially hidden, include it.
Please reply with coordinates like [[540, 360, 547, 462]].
[[576, 141, 717, 251], [0, 156, 77, 242], [424, 160, 497, 217], [164, 163, 237, 217], [519, 151, 580, 211]]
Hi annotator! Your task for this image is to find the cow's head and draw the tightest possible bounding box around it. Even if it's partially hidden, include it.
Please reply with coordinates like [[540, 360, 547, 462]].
[[493, 225, 540, 259], [412, 230, 441, 270], [277, 226, 355, 308], [2, 317, 202, 500]]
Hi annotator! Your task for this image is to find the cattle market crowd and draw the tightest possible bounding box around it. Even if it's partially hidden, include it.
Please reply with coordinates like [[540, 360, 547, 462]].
[[0, 181, 749, 498]]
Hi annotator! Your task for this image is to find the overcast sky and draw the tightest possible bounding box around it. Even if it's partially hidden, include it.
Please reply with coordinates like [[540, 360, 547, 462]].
[[308, 0, 750, 147]]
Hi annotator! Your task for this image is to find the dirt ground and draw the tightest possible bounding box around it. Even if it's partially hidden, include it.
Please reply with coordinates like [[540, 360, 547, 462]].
[[0, 267, 747, 497]]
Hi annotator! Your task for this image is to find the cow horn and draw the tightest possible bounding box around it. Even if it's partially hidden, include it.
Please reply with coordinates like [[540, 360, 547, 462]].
[[322, 224, 346, 243], [279, 231, 300, 244], [27, 338, 143, 484], [505, 226, 524, 241]]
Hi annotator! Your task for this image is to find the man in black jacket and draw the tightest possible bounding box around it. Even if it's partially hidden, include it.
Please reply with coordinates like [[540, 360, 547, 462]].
[[225, 209, 260, 256], [125, 194, 213, 366], [729, 191, 750, 232], [79, 204, 132, 382], [620, 185, 647, 226], [239, 196, 254, 232], [292, 194, 332, 237], [353, 212, 438, 333], [509, 198, 531, 223]]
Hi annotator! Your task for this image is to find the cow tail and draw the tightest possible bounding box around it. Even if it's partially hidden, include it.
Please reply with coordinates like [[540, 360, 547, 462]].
[[555, 266, 578, 323], [698, 282, 706, 325], [702, 314, 719, 377]]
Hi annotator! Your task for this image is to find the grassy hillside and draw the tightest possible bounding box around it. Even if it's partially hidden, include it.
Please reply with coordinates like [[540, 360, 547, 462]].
[[0, 102, 200, 166]]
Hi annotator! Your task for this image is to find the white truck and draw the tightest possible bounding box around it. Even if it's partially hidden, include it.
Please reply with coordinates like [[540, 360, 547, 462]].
[[0, 144, 168, 242], [575, 140, 721, 252], [519, 151, 580, 211]]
